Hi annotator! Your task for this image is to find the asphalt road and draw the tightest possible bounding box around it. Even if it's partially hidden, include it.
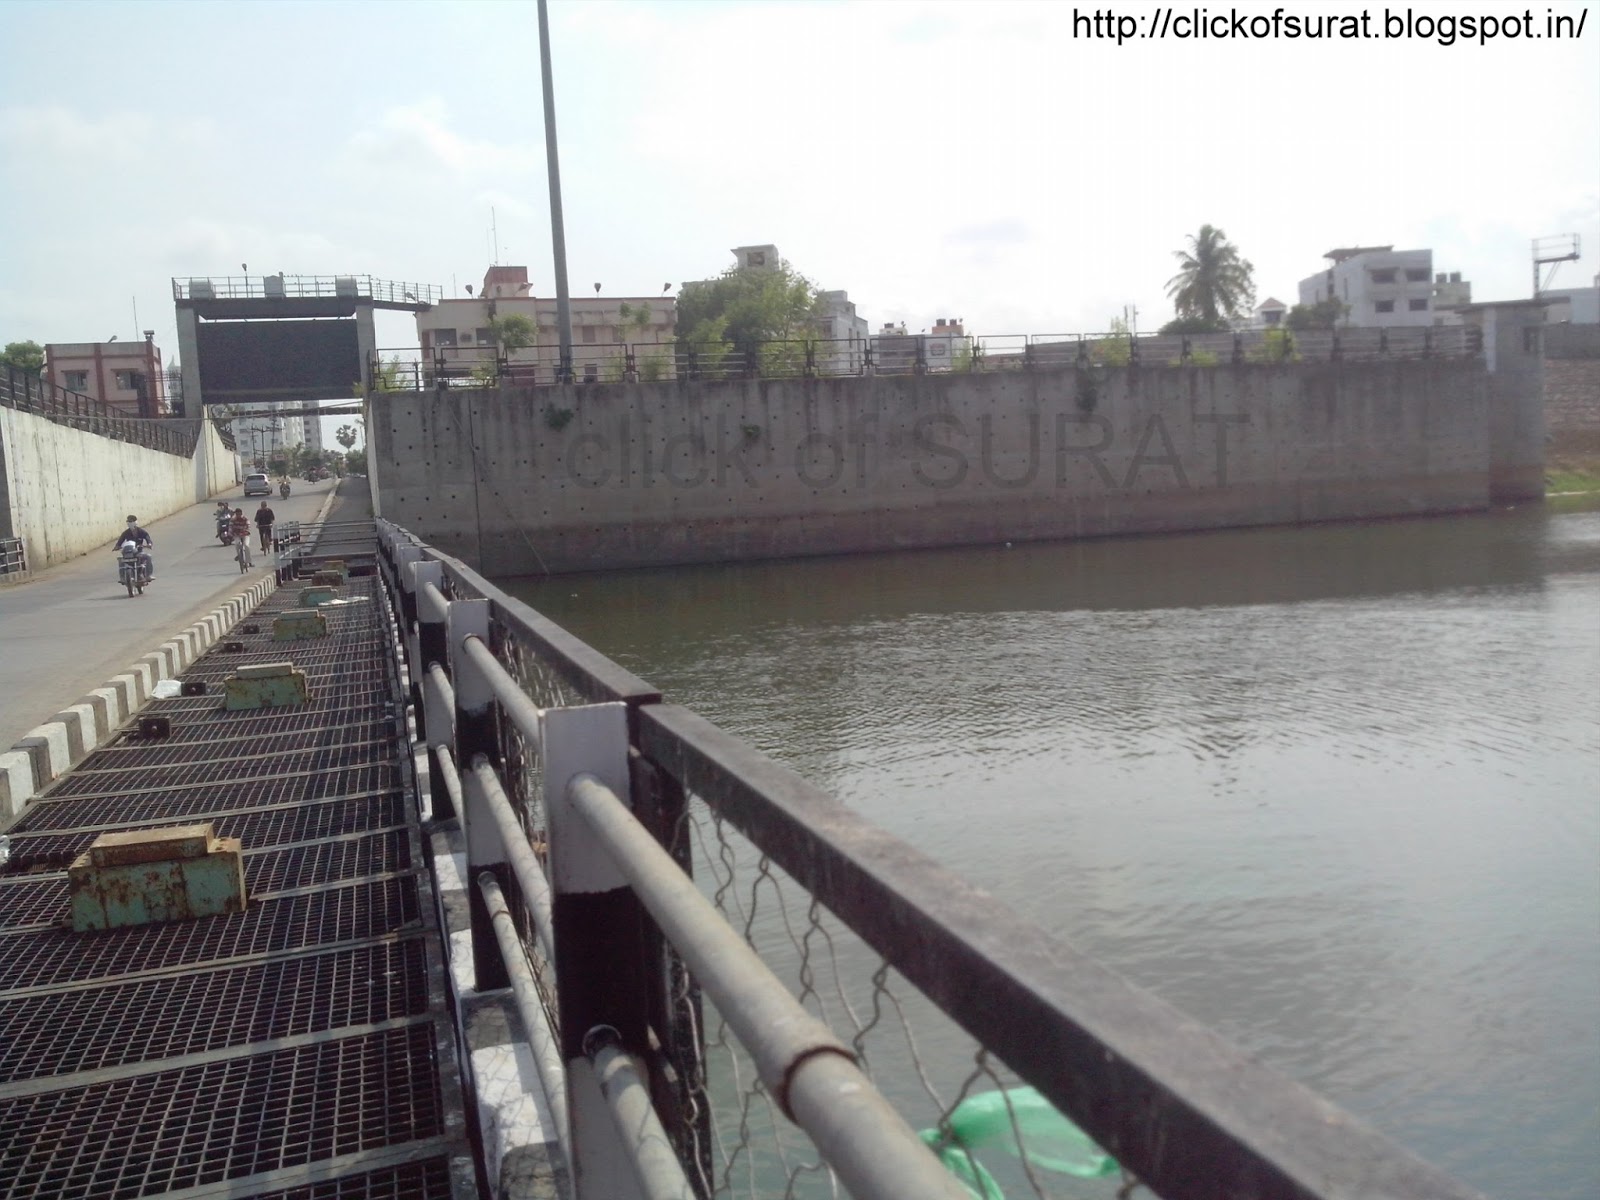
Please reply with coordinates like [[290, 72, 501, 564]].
[[0, 478, 340, 752]]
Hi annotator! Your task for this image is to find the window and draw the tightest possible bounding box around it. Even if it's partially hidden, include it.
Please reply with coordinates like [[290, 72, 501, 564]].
[[582, 326, 596, 344], [746, 251, 766, 267], [114, 370, 137, 389], [474, 328, 494, 346], [821, 320, 835, 337], [1375, 300, 1395, 313], [432, 328, 458, 347], [1405, 269, 1430, 283], [1370, 269, 1397, 284], [64, 370, 88, 391], [1408, 298, 1429, 311]]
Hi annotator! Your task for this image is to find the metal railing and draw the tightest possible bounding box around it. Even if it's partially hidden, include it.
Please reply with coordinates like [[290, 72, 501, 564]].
[[0, 536, 27, 581], [370, 325, 1482, 390], [1, 366, 196, 456], [172, 274, 442, 306], [375, 520, 1488, 1200]]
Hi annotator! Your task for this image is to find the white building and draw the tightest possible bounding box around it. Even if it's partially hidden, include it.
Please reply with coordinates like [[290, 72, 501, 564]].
[[1542, 275, 1600, 324], [866, 319, 970, 372], [815, 290, 869, 373], [230, 404, 307, 471], [417, 265, 676, 382], [1298, 246, 1470, 328]]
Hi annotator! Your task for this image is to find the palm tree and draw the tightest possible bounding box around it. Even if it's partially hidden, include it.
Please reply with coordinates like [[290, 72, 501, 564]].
[[1166, 225, 1256, 328]]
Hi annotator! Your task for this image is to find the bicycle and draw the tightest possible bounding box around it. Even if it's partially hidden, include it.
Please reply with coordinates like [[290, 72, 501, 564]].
[[235, 536, 253, 573]]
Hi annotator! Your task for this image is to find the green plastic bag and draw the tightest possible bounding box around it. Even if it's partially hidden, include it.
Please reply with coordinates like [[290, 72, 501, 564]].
[[920, 1087, 1118, 1200]]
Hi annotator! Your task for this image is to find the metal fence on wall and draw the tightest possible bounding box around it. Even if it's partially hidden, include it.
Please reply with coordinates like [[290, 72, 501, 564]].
[[371, 324, 1483, 391], [0, 366, 195, 456], [0, 536, 27, 581], [375, 521, 1488, 1200]]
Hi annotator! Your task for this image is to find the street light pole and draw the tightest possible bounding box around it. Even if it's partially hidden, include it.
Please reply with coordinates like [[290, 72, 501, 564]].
[[536, 0, 574, 383]]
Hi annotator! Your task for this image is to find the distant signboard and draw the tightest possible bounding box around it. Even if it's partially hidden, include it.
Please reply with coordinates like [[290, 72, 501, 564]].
[[196, 319, 360, 404]]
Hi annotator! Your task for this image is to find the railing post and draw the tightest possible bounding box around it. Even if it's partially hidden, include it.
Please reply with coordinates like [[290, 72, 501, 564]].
[[450, 599, 508, 993], [544, 702, 656, 1200], [412, 561, 451, 819]]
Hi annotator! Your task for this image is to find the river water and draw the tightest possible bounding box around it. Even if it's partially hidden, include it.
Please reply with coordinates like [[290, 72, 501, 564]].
[[507, 502, 1600, 1200]]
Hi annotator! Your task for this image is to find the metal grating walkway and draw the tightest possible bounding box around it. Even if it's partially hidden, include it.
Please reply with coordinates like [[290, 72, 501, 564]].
[[0, 574, 474, 1199]]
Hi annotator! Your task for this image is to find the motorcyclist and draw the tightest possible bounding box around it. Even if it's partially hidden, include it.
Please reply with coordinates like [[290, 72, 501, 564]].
[[214, 499, 233, 539], [113, 515, 154, 581]]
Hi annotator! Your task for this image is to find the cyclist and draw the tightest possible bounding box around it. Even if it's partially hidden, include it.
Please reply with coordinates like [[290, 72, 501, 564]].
[[230, 509, 253, 569], [254, 500, 276, 552]]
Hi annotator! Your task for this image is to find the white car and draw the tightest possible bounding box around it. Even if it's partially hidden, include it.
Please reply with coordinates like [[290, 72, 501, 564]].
[[243, 473, 272, 497]]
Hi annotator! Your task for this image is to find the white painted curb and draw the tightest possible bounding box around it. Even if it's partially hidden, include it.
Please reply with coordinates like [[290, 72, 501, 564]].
[[0, 573, 278, 822]]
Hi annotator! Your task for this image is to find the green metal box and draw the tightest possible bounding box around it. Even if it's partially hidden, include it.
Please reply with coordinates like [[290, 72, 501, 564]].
[[69, 823, 247, 932], [312, 568, 347, 586], [273, 610, 328, 641], [224, 661, 310, 710], [298, 586, 336, 607]]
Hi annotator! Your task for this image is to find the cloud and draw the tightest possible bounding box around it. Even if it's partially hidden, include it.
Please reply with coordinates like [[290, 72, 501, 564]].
[[348, 100, 539, 176], [0, 106, 214, 164], [158, 221, 357, 276], [946, 219, 1031, 246]]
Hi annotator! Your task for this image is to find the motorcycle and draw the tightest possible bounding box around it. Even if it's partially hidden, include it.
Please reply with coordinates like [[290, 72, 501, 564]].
[[216, 514, 234, 545], [279, 481, 291, 499], [117, 544, 152, 596]]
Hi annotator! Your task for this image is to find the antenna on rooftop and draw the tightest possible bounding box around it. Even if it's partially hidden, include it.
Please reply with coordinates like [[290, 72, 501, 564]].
[[1533, 234, 1579, 298], [492, 207, 501, 265]]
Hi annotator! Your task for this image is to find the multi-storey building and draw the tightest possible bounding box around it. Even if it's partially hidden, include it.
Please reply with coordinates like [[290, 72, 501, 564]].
[[815, 290, 869, 373], [868, 318, 971, 372], [416, 265, 676, 382], [1297, 246, 1470, 327], [44, 333, 168, 416]]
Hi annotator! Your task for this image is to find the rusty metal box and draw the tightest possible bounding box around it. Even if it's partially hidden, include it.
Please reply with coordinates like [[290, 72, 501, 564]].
[[311, 569, 346, 586], [273, 610, 328, 641], [224, 661, 310, 710], [69, 823, 247, 932]]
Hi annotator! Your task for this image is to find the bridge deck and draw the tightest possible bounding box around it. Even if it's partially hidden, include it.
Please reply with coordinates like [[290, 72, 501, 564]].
[[0, 575, 474, 1199]]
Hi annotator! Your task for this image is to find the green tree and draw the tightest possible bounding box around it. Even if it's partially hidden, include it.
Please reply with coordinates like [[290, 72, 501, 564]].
[[675, 257, 825, 374], [1285, 297, 1347, 331], [487, 313, 538, 352], [335, 424, 359, 452], [1158, 314, 1230, 335], [1166, 225, 1256, 327], [1, 340, 44, 373], [617, 302, 653, 340], [345, 447, 367, 474]]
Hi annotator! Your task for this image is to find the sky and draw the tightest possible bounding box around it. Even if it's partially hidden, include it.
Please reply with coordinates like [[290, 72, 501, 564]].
[[2, 0, 1597, 404]]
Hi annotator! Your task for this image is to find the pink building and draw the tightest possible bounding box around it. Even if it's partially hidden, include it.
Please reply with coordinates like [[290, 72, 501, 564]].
[[44, 332, 169, 416]]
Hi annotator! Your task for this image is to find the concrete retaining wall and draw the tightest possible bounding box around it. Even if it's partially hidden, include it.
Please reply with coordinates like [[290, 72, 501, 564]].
[[0, 411, 237, 569], [371, 304, 1543, 576]]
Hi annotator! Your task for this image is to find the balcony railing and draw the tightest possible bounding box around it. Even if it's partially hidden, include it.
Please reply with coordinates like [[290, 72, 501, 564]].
[[172, 274, 442, 306]]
